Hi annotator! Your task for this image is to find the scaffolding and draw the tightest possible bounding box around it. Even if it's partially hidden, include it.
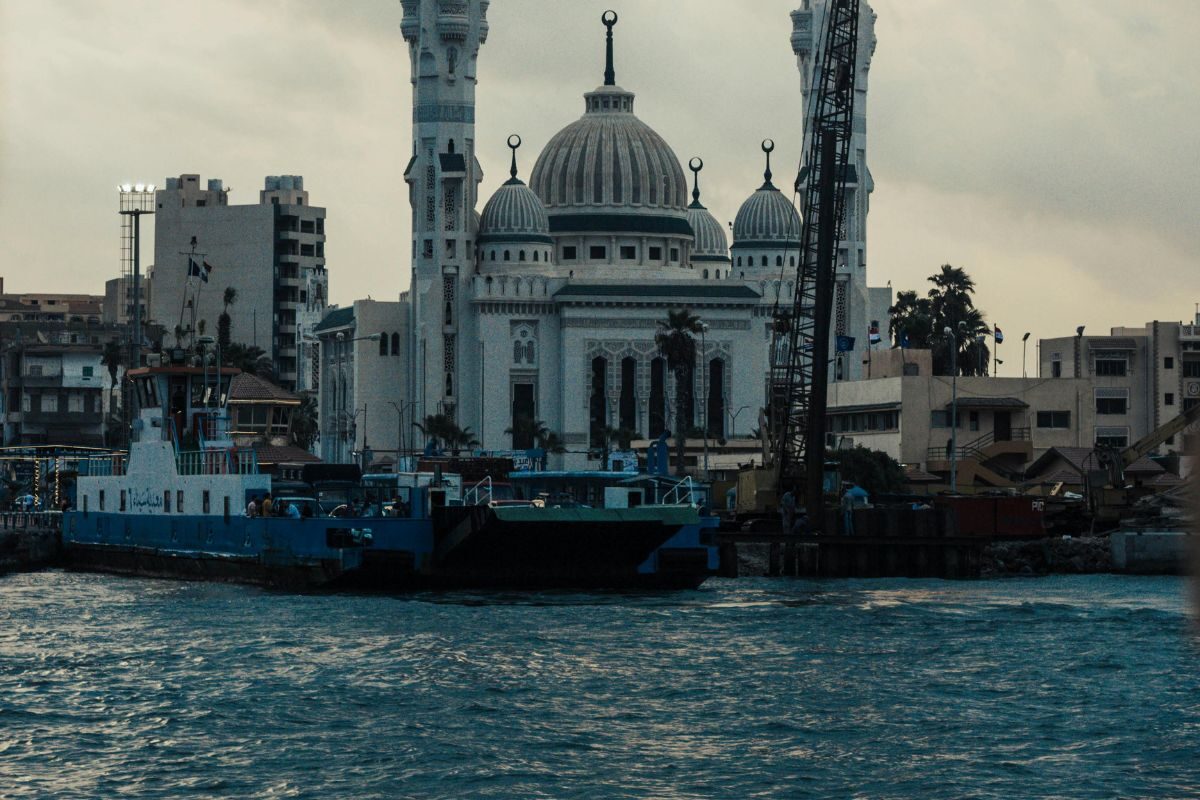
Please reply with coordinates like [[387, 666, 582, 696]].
[[117, 187, 155, 324]]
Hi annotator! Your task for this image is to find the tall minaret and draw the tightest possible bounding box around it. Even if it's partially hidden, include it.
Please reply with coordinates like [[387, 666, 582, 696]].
[[792, 1, 877, 380], [401, 0, 488, 427]]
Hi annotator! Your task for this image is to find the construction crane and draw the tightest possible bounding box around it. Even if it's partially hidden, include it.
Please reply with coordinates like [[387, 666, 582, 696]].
[[766, 0, 861, 516], [1095, 401, 1200, 488]]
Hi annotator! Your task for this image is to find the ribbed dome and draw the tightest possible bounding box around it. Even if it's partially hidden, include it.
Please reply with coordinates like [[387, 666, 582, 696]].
[[732, 184, 802, 248], [529, 85, 691, 236], [684, 162, 729, 263], [478, 177, 552, 245]]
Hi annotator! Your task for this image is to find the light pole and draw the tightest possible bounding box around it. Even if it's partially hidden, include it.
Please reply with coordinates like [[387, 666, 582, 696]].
[[118, 184, 154, 444], [699, 321, 710, 480], [333, 331, 381, 463], [728, 405, 750, 438], [947, 322, 965, 493], [1021, 332, 1031, 378], [388, 400, 415, 469]]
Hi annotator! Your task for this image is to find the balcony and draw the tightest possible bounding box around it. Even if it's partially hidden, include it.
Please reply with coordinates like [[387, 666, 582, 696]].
[[18, 373, 64, 388], [19, 411, 100, 426]]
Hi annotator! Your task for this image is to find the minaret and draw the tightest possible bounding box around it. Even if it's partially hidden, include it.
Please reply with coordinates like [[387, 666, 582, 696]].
[[792, 1, 877, 379], [401, 0, 488, 426]]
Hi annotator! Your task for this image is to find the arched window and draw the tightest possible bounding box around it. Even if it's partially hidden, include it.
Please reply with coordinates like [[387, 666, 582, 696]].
[[703, 269, 709, 279], [649, 357, 666, 438], [776, 255, 783, 267], [519, 250, 526, 261], [761, 256, 768, 267], [490, 250, 496, 261], [707, 358, 726, 438], [525, 341, 535, 364], [533, 250, 539, 262], [379, 332, 389, 356], [589, 357, 608, 449], [391, 332, 400, 356], [619, 357, 636, 432], [513, 340, 523, 364], [504, 250, 511, 261], [736, 257, 742, 267]]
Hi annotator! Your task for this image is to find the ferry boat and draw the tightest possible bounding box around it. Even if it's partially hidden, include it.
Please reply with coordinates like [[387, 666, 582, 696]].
[[63, 364, 368, 589], [63, 360, 716, 591]]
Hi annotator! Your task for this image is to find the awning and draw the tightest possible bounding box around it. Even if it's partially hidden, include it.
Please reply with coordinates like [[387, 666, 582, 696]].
[[945, 396, 1028, 410], [1088, 337, 1138, 351]]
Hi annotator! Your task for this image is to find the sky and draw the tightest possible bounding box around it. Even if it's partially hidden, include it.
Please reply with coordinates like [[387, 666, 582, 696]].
[[1, 0, 1197, 377]]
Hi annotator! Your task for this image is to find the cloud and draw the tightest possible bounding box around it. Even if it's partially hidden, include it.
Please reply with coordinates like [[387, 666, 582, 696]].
[[1, 0, 1196, 362]]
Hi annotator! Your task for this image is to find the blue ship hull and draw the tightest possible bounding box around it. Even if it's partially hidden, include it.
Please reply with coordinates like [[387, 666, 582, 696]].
[[63, 512, 366, 590]]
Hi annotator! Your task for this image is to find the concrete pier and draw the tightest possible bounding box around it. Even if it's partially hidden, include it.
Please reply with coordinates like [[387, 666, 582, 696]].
[[0, 513, 62, 575], [1110, 531, 1194, 575]]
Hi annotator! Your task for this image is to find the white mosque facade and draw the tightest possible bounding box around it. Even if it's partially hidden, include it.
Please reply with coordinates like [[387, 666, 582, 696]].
[[393, 0, 890, 468]]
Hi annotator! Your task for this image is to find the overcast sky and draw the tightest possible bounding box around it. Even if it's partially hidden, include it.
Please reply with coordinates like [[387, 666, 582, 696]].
[[1, 0, 1197, 376]]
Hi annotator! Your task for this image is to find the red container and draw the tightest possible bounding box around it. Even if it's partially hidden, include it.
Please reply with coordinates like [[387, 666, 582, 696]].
[[933, 496, 1046, 539]]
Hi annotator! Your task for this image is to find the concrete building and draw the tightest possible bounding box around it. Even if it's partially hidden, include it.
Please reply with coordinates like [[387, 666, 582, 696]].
[[149, 174, 329, 393], [1039, 310, 1200, 453], [313, 300, 407, 465], [102, 277, 148, 326], [0, 320, 127, 447]]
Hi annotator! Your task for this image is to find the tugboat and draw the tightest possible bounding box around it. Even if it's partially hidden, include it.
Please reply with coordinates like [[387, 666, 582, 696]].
[[63, 358, 367, 589]]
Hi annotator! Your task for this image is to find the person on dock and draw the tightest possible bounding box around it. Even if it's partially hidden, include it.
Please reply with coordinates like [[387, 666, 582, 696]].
[[841, 483, 870, 534], [284, 501, 301, 519], [780, 486, 797, 535], [245, 495, 258, 517], [260, 493, 273, 517]]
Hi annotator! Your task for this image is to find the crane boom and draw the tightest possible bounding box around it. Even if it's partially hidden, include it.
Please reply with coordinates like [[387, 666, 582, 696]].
[[1122, 402, 1200, 467], [768, 0, 861, 510]]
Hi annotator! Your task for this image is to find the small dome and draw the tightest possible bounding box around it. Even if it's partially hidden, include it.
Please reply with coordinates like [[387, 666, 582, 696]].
[[685, 158, 729, 263], [732, 142, 802, 249], [478, 138, 553, 245]]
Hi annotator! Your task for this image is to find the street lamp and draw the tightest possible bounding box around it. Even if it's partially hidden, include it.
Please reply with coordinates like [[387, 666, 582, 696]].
[[332, 331, 381, 462], [1021, 332, 1031, 378], [699, 321, 710, 480], [947, 322, 966, 493], [388, 400, 416, 469], [1074, 325, 1085, 378], [728, 405, 750, 437]]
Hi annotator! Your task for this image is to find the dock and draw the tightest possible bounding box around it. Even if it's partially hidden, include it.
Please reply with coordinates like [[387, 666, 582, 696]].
[[0, 513, 62, 575]]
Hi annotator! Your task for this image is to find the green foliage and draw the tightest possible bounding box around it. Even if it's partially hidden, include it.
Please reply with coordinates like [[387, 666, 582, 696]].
[[505, 416, 567, 453], [833, 446, 906, 497], [290, 395, 319, 451], [889, 264, 992, 376], [656, 308, 704, 474], [417, 413, 478, 454], [219, 287, 237, 351], [223, 342, 273, 377]]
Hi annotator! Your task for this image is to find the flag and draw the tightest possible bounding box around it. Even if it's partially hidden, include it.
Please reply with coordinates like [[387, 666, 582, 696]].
[[835, 335, 856, 353], [187, 258, 202, 279], [900, 332, 910, 349], [994, 325, 1004, 344], [868, 321, 881, 345]]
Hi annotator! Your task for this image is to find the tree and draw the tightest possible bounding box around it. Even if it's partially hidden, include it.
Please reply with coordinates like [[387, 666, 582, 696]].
[[656, 308, 703, 475], [223, 343, 272, 376], [447, 426, 480, 456], [218, 287, 237, 351], [290, 395, 319, 451], [100, 339, 123, 390], [888, 264, 991, 376], [416, 413, 459, 451], [506, 416, 566, 453], [834, 445, 905, 498]]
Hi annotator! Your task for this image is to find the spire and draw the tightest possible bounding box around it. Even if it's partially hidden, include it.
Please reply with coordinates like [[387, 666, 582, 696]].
[[505, 134, 523, 185], [688, 157, 705, 209], [602, 10, 618, 86], [760, 139, 775, 189]]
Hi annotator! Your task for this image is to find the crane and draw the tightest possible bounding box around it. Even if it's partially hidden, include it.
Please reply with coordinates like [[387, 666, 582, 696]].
[[1095, 401, 1200, 486], [767, 0, 862, 515]]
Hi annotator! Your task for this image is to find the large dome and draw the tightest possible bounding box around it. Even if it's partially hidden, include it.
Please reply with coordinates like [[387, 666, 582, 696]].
[[685, 161, 729, 263], [529, 85, 691, 238]]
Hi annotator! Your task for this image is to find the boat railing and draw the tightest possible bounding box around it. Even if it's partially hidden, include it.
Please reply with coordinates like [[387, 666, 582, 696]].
[[176, 448, 258, 476], [662, 476, 696, 506], [463, 475, 493, 506], [76, 454, 128, 478]]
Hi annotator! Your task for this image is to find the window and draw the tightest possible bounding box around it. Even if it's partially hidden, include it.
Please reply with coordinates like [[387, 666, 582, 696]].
[[736, 257, 742, 267], [649, 246, 663, 260], [670, 248, 679, 262], [1184, 361, 1200, 378], [1164, 357, 1174, 369], [620, 245, 636, 260], [1036, 410, 1070, 428], [99, 490, 105, 511], [1051, 360, 1062, 378], [177, 490, 184, 513], [589, 245, 607, 260], [203, 491, 211, 514], [760, 256, 768, 267], [391, 333, 400, 355], [930, 410, 950, 428], [380, 334, 389, 356], [519, 250, 526, 261], [703, 270, 709, 279], [164, 491, 171, 513], [490, 250, 496, 261], [1095, 390, 1128, 415], [1165, 393, 1175, 406], [969, 411, 980, 432], [776, 255, 783, 267], [1095, 357, 1127, 376], [1095, 428, 1129, 448], [120, 490, 126, 512], [533, 251, 539, 262], [82, 366, 94, 378], [504, 250, 511, 261], [562, 246, 577, 261]]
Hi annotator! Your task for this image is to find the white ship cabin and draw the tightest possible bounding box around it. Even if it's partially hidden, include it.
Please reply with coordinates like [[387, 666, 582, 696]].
[[76, 364, 270, 517]]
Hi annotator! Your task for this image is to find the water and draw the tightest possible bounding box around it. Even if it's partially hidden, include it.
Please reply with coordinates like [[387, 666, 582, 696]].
[[1, 572, 1196, 799]]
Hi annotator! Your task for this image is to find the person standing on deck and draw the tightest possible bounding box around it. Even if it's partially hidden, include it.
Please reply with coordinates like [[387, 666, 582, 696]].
[[245, 495, 258, 517], [780, 487, 797, 534], [260, 493, 273, 517]]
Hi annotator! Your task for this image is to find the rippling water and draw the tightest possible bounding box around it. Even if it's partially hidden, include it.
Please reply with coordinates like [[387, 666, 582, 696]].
[[1, 572, 1197, 799]]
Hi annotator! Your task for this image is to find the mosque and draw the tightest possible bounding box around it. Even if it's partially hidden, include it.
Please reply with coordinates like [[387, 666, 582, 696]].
[[385, 0, 889, 468]]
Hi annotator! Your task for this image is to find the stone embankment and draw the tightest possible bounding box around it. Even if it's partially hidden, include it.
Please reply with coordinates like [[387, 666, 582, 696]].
[[981, 536, 1111, 577]]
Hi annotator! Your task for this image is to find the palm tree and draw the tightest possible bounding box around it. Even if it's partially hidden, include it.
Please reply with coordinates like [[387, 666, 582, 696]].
[[416, 413, 458, 451], [505, 415, 546, 450], [218, 287, 237, 351], [100, 339, 123, 390], [656, 308, 703, 475], [448, 426, 481, 456], [223, 343, 272, 376], [290, 395, 319, 451]]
